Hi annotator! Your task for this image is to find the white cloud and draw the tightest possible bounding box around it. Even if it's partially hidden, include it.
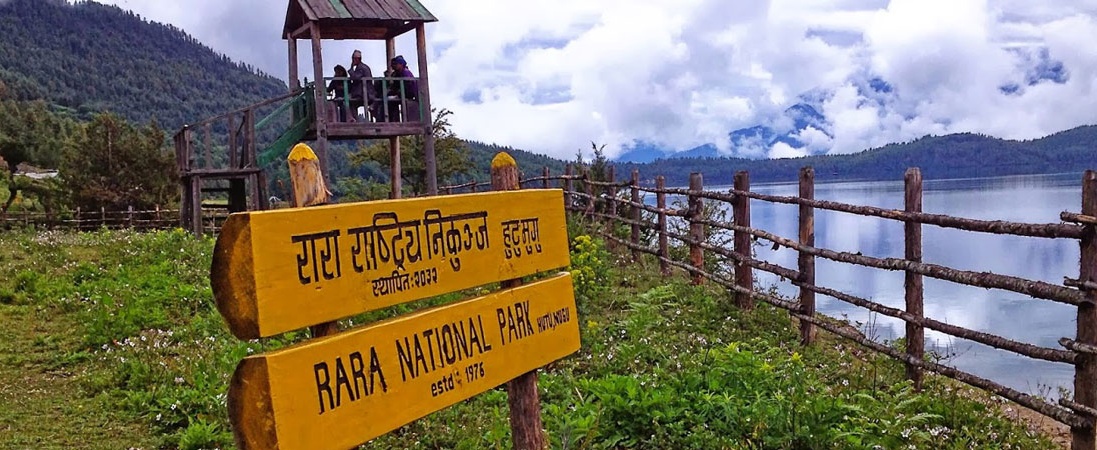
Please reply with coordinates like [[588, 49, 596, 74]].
[[84, 0, 1097, 160], [769, 141, 809, 159]]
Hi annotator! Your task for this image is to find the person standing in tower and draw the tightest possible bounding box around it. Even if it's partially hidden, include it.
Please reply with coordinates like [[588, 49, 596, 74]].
[[348, 50, 373, 121]]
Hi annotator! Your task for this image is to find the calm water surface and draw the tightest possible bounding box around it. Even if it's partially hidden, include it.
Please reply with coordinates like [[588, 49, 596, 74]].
[[691, 173, 1085, 398]]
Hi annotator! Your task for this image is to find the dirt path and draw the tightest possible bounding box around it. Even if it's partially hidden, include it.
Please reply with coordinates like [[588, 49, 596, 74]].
[[0, 303, 156, 449]]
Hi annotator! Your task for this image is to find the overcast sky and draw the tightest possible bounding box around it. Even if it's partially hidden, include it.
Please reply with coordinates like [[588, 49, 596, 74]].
[[94, 0, 1097, 160]]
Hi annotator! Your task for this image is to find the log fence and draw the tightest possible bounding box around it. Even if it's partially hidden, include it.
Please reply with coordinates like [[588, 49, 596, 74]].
[[0, 206, 231, 232], [442, 165, 1097, 448]]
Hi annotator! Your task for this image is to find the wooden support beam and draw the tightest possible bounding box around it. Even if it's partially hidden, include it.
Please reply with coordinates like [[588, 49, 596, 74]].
[[656, 176, 670, 276], [563, 164, 573, 207], [287, 37, 299, 90], [389, 137, 401, 199], [417, 23, 437, 195], [287, 143, 336, 338], [309, 21, 329, 178], [228, 114, 238, 169], [203, 123, 213, 169], [688, 173, 704, 285], [733, 171, 753, 308], [630, 169, 641, 261], [905, 168, 925, 389], [190, 176, 203, 236], [492, 152, 547, 450], [1073, 169, 1097, 449], [799, 167, 816, 345]]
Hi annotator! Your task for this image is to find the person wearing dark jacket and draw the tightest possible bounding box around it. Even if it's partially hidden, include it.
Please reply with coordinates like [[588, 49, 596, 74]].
[[348, 50, 373, 120], [326, 65, 350, 122]]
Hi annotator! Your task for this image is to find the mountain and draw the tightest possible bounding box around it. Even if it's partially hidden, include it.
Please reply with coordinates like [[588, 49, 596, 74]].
[[615, 49, 1070, 164], [0, 0, 287, 131], [614, 126, 1097, 186], [615, 103, 831, 163]]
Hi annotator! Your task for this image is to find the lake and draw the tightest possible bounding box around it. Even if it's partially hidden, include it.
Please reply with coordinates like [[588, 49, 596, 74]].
[[666, 172, 1086, 399]]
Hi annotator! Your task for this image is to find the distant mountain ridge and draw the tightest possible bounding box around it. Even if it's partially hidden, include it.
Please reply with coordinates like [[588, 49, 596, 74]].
[[616, 47, 1070, 164], [615, 125, 1097, 186]]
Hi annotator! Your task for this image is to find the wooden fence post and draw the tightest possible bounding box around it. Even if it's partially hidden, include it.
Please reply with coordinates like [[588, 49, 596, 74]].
[[100, 206, 106, 229], [564, 164, 573, 209], [607, 165, 617, 219], [492, 152, 547, 450], [1073, 169, 1097, 449], [542, 167, 550, 189], [75, 207, 82, 231], [584, 171, 594, 216], [656, 176, 670, 276], [688, 173, 704, 285], [799, 167, 816, 345], [630, 169, 641, 261], [733, 171, 754, 308], [127, 205, 134, 229], [905, 168, 925, 390], [288, 143, 338, 339]]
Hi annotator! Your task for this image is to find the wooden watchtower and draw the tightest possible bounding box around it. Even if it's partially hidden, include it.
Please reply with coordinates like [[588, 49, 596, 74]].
[[175, 0, 439, 235], [285, 0, 439, 197]]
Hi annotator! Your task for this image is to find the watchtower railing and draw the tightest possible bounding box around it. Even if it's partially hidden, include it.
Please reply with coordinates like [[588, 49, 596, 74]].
[[173, 87, 315, 175], [322, 76, 426, 124]]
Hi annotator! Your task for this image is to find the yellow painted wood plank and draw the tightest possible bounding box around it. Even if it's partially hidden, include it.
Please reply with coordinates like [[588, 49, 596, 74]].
[[212, 190, 570, 339], [228, 273, 580, 450]]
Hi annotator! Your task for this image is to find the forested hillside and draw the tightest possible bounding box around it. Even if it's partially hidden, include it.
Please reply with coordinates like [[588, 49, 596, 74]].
[[0, 0, 286, 130]]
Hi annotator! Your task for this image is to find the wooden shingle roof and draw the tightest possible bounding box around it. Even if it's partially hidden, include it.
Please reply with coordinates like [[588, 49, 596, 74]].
[[284, 0, 437, 40]]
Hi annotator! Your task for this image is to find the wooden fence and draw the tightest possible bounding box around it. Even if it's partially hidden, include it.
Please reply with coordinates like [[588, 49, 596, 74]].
[[444, 166, 1097, 449], [0, 206, 230, 232]]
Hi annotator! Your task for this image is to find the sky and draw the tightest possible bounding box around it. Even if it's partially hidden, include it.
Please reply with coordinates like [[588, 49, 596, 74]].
[[93, 0, 1097, 160]]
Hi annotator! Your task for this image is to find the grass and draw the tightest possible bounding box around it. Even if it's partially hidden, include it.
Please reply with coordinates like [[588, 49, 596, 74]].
[[0, 224, 1062, 449]]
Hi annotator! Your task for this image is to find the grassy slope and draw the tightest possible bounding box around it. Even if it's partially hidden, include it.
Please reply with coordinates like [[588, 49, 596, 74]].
[[0, 225, 1060, 449]]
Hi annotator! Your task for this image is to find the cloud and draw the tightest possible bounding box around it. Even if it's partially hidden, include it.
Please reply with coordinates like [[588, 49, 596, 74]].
[[86, 0, 1097, 160]]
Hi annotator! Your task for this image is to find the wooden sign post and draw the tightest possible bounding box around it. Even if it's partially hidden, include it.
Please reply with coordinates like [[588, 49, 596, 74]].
[[212, 152, 579, 450], [229, 273, 579, 449]]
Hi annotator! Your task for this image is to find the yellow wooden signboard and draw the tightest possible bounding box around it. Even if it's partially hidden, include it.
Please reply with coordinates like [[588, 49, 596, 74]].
[[228, 273, 579, 450], [212, 190, 570, 339]]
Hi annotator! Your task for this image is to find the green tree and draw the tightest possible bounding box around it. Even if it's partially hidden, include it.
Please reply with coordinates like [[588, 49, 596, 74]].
[[0, 99, 73, 214], [349, 108, 473, 195], [61, 113, 178, 211]]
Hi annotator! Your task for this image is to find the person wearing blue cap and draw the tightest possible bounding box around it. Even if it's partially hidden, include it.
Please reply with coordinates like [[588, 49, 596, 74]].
[[380, 55, 419, 122]]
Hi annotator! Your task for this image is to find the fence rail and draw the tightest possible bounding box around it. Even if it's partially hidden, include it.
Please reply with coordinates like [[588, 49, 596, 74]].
[[0, 207, 233, 232], [442, 165, 1097, 448]]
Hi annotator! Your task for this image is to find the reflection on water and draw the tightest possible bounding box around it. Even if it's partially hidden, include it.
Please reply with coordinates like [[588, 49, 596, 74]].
[[697, 173, 1083, 397]]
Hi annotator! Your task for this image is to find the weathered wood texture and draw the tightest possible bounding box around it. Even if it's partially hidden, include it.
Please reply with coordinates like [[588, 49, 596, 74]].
[[492, 152, 547, 450], [798, 167, 816, 345], [389, 137, 402, 199], [417, 22, 438, 195], [227, 274, 579, 450], [288, 143, 331, 208], [210, 190, 570, 339], [733, 171, 753, 309], [656, 176, 670, 276], [630, 169, 641, 261], [286, 143, 338, 338], [1074, 170, 1097, 449], [904, 168, 925, 389], [606, 166, 617, 218], [688, 173, 704, 285]]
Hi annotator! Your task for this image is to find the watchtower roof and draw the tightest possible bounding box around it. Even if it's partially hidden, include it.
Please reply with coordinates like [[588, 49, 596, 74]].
[[284, 0, 437, 40]]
